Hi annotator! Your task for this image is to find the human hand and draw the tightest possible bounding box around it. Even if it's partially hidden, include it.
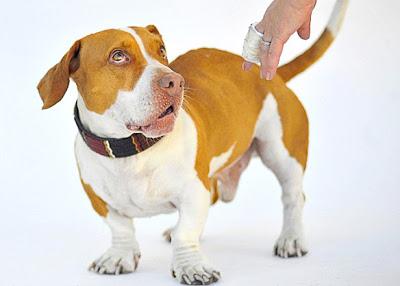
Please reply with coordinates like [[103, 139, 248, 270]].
[[242, 0, 316, 80]]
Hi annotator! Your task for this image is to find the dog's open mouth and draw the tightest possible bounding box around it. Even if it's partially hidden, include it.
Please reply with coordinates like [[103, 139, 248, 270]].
[[141, 105, 177, 137], [158, 105, 174, 119], [126, 104, 178, 137]]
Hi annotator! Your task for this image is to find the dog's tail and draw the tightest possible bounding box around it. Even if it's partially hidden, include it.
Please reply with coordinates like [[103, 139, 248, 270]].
[[277, 0, 349, 82]]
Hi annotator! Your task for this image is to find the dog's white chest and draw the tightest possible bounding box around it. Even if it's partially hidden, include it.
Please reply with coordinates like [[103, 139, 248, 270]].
[[100, 160, 182, 217], [75, 111, 198, 218]]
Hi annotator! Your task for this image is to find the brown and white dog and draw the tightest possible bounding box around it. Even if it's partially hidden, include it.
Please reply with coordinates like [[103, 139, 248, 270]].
[[37, 1, 347, 284]]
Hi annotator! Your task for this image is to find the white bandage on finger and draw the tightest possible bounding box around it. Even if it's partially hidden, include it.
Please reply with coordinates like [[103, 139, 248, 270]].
[[242, 22, 264, 65]]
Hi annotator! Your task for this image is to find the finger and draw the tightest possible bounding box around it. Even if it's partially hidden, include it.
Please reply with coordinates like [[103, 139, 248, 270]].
[[260, 38, 284, 80], [242, 61, 253, 71], [297, 17, 312, 40], [255, 22, 265, 34]]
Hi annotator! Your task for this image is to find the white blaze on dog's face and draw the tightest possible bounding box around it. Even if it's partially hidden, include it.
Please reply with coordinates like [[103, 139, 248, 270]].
[[37, 25, 185, 138]]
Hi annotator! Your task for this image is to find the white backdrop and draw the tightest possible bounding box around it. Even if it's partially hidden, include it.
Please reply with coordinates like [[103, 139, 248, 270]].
[[0, 0, 399, 285]]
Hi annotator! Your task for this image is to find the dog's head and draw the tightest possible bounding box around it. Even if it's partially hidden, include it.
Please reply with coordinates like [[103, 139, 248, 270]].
[[37, 25, 184, 138]]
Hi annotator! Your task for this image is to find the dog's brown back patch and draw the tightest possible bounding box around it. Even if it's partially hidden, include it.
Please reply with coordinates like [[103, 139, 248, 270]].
[[171, 48, 309, 190], [170, 49, 266, 190]]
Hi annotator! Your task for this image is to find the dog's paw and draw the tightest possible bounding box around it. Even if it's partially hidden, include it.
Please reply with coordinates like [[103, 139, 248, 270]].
[[89, 247, 141, 275], [274, 234, 308, 258], [172, 263, 220, 285], [172, 249, 220, 285]]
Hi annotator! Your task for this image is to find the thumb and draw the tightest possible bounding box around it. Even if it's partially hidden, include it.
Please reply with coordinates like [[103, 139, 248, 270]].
[[297, 17, 311, 40]]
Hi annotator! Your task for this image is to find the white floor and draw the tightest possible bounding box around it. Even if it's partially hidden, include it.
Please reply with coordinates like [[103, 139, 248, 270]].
[[1, 0, 399, 285]]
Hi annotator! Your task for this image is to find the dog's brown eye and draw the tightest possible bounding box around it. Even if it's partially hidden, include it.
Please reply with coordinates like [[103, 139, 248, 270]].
[[160, 45, 167, 59], [109, 50, 130, 65]]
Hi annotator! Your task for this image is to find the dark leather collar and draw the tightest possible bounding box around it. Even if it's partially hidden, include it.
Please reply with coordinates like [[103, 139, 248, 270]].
[[74, 102, 163, 158]]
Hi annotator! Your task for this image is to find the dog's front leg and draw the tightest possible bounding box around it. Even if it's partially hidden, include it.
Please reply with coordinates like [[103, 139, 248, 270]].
[[171, 180, 220, 285], [89, 208, 141, 275]]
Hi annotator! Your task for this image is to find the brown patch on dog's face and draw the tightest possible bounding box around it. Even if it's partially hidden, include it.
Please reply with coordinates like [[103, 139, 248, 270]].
[[131, 25, 169, 65], [71, 29, 148, 114]]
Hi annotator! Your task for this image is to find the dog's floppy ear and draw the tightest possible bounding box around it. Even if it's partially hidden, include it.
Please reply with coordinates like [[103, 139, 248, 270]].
[[37, 40, 81, 109], [146, 24, 161, 36]]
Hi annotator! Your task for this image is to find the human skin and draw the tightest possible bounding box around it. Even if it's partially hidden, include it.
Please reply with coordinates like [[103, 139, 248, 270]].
[[243, 0, 317, 80]]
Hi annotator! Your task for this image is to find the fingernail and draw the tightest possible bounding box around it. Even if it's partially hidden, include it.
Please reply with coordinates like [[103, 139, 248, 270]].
[[265, 72, 273, 80]]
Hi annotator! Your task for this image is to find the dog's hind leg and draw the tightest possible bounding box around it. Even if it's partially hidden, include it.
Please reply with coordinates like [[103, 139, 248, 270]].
[[254, 91, 308, 258]]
